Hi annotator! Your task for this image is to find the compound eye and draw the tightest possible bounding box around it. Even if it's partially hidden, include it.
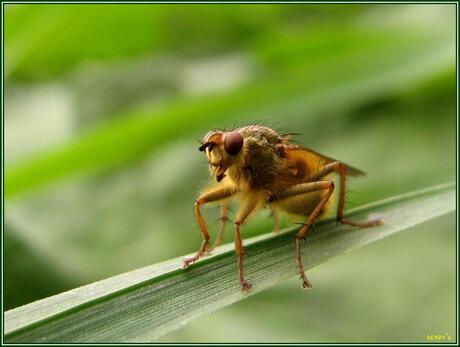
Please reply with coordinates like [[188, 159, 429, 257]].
[[224, 131, 243, 156]]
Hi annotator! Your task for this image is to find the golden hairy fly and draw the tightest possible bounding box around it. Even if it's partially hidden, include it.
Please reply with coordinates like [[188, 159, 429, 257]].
[[183, 125, 382, 291]]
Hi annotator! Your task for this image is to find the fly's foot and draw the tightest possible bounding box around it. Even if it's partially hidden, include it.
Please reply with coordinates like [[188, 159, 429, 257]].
[[300, 275, 312, 289], [340, 217, 383, 228], [241, 280, 252, 292], [369, 219, 384, 226], [182, 256, 200, 269]]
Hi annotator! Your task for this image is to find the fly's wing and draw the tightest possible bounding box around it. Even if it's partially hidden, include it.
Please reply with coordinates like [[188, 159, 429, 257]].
[[282, 144, 365, 179]]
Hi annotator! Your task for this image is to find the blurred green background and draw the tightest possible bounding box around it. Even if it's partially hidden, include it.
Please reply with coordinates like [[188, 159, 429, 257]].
[[4, 3, 456, 343]]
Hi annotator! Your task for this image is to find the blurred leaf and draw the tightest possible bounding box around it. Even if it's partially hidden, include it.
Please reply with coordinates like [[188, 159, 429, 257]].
[[5, 4, 364, 80], [4, 226, 79, 310], [5, 26, 454, 199], [5, 183, 454, 342]]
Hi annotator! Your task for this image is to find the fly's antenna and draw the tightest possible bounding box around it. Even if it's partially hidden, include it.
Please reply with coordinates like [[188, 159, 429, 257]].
[[199, 142, 210, 151]]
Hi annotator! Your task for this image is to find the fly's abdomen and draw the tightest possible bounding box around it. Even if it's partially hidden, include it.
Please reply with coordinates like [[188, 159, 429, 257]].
[[270, 189, 333, 217]]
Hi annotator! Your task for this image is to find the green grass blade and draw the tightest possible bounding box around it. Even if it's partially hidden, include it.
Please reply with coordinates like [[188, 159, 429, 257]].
[[4, 183, 455, 342]]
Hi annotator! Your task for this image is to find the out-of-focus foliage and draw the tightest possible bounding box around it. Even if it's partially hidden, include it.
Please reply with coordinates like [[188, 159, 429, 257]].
[[5, 5, 365, 80], [4, 3, 456, 342]]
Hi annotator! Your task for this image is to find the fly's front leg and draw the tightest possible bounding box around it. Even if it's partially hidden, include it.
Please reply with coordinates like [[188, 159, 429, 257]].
[[309, 162, 383, 228], [234, 193, 264, 291], [272, 180, 335, 289], [183, 186, 236, 269]]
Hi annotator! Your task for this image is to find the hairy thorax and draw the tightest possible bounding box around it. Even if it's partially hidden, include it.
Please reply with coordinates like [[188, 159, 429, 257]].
[[227, 137, 297, 196]]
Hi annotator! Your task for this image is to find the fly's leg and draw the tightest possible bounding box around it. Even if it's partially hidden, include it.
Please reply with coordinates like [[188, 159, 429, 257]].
[[336, 164, 382, 227], [270, 162, 383, 289], [234, 222, 250, 291], [207, 204, 228, 252], [233, 193, 264, 291], [308, 162, 383, 227], [271, 210, 280, 233], [183, 187, 236, 269], [271, 180, 335, 289]]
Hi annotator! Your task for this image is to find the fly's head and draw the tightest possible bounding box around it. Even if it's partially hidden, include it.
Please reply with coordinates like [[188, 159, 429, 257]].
[[199, 130, 244, 182]]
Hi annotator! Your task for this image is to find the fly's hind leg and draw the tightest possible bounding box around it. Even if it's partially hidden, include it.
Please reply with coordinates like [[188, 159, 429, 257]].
[[183, 186, 237, 269], [271, 181, 335, 289], [308, 162, 383, 228]]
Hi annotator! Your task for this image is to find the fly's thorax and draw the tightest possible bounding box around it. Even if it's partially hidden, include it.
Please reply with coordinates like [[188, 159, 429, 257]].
[[227, 136, 281, 190], [237, 125, 282, 145], [199, 126, 285, 186]]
